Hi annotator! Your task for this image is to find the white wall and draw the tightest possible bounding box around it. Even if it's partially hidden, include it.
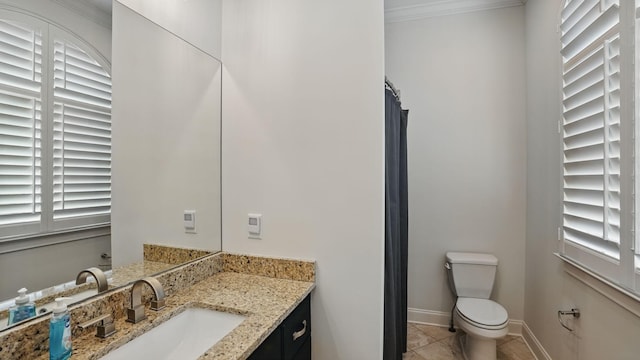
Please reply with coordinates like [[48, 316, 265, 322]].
[[385, 6, 527, 321], [110, 2, 222, 267], [116, 0, 221, 59], [525, 1, 640, 359], [221, 0, 385, 358]]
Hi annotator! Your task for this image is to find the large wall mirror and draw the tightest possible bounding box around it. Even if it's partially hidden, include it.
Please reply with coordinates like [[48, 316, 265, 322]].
[[0, 0, 222, 331]]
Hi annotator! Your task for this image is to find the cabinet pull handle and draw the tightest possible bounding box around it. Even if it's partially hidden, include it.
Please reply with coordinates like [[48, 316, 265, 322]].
[[292, 320, 307, 341]]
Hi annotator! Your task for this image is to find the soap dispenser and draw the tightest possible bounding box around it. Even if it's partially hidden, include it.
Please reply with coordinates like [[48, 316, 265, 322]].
[[49, 297, 72, 360], [7, 288, 36, 325]]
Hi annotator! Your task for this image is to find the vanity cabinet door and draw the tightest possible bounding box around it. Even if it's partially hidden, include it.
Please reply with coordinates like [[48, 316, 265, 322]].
[[247, 326, 282, 360], [291, 336, 311, 360], [249, 295, 311, 360], [281, 296, 311, 360]]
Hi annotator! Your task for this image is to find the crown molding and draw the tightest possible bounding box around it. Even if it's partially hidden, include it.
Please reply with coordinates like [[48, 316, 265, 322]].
[[385, 0, 526, 23]]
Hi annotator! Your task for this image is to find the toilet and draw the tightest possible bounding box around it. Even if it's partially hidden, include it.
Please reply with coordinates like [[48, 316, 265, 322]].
[[445, 252, 508, 360]]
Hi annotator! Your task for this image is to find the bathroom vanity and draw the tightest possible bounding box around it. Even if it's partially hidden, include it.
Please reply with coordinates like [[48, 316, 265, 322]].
[[0, 252, 315, 360]]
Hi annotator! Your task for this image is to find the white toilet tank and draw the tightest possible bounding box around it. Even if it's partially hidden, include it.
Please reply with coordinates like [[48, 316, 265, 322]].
[[445, 252, 498, 299]]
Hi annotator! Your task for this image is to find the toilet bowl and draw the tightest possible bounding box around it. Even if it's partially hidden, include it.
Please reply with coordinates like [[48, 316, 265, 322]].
[[454, 297, 508, 360], [445, 252, 509, 360]]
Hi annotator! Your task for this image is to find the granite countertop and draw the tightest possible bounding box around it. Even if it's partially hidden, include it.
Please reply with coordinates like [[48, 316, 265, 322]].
[[37, 271, 314, 360]]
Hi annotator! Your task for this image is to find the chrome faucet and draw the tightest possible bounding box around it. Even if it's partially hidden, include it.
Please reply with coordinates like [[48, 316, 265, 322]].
[[76, 267, 109, 293], [126, 277, 166, 323]]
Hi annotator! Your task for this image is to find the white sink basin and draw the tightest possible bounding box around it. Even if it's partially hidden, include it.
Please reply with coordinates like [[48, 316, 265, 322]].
[[100, 307, 246, 360]]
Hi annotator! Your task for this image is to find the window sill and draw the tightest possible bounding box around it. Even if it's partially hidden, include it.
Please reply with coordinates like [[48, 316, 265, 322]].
[[0, 224, 111, 255], [555, 253, 640, 318]]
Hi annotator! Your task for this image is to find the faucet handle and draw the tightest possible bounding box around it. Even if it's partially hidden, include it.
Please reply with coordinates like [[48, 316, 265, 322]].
[[151, 298, 166, 311], [127, 305, 147, 323], [78, 314, 116, 338]]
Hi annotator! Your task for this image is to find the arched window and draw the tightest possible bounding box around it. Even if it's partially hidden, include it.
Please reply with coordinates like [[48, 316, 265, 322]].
[[559, 0, 640, 293], [0, 11, 111, 238]]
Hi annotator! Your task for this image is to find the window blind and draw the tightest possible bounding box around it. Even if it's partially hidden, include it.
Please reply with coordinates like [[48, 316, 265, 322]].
[[52, 40, 111, 220], [0, 19, 42, 226], [562, 0, 621, 258], [0, 12, 111, 236]]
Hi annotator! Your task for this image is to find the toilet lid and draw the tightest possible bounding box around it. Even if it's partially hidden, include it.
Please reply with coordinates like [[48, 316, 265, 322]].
[[456, 298, 508, 329]]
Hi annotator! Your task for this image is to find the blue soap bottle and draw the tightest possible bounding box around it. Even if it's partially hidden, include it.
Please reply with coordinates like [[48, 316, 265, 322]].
[[7, 288, 36, 325], [49, 297, 72, 360]]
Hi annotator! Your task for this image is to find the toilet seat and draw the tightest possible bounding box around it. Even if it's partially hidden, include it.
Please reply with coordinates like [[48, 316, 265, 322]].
[[456, 298, 508, 330]]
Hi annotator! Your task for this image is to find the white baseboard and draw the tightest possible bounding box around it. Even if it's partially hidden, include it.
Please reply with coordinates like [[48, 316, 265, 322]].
[[522, 322, 552, 360], [407, 307, 451, 327], [407, 307, 523, 336], [508, 319, 523, 336]]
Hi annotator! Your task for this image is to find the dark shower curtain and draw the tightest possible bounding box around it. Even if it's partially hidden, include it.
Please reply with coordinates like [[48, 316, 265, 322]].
[[383, 84, 408, 360]]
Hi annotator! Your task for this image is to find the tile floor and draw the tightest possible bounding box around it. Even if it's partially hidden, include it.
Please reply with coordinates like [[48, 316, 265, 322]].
[[404, 323, 536, 360]]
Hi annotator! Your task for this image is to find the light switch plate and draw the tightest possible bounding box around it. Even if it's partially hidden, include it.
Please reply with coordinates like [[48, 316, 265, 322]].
[[248, 213, 261, 239], [184, 210, 196, 234]]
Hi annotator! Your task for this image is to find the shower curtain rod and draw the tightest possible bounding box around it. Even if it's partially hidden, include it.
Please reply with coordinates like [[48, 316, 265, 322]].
[[385, 76, 401, 101]]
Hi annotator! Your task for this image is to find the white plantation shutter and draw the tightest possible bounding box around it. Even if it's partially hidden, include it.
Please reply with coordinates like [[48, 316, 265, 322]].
[[561, 0, 621, 258], [0, 10, 111, 238], [0, 19, 42, 227], [52, 40, 111, 221]]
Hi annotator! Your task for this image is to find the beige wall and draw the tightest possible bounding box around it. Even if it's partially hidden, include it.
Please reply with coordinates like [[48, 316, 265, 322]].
[[220, 0, 385, 358], [525, 1, 640, 359], [385, 6, 527, 321]]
